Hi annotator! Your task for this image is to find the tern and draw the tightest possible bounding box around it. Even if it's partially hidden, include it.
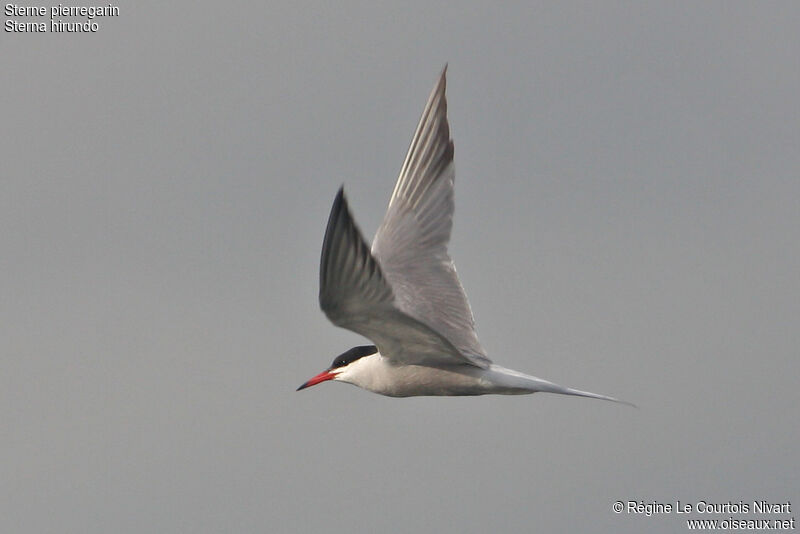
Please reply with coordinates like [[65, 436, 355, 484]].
[[298, 67, 631, 405]]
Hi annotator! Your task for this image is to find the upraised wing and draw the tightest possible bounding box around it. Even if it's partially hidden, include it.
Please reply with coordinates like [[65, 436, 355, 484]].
[[319, 188, 484, 368], [370, 66, 491, 368]]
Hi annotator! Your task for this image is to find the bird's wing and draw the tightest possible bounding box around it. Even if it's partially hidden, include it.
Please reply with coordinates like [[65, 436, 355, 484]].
[[370, 66, 491, 368], [319, 188, 482, 368]]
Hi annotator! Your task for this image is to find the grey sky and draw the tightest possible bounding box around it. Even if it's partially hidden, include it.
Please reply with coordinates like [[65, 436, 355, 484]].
[[2, 2, 798, 533]]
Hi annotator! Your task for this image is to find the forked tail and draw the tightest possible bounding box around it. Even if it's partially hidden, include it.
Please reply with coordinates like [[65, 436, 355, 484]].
[[533, 379, 637, 407], [489, 365, 636, 407]]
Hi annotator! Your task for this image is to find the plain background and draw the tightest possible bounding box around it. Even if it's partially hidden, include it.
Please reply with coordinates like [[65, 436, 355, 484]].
[[2, 2, 798, 532]]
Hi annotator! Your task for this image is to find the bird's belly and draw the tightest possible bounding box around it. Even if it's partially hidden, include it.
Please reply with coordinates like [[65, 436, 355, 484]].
[[369, 364, 493, 397]]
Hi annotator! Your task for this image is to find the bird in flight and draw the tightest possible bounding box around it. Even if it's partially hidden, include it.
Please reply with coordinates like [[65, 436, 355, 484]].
[[298, 67, 631, 405]]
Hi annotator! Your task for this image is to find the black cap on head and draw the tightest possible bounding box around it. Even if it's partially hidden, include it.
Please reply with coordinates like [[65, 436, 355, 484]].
[[331, 345, 377, 369]]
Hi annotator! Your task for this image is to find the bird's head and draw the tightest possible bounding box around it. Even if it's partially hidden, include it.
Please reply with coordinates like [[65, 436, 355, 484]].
[[297, 345, 378, 391]]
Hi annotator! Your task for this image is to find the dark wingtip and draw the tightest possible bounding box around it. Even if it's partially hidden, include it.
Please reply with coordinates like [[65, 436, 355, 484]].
[[330, 186, 348, 225], [320, 188, 347, 302], [334, 185, 345, 204]]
